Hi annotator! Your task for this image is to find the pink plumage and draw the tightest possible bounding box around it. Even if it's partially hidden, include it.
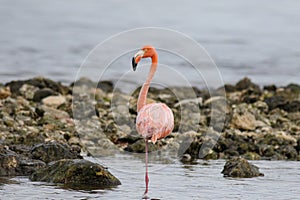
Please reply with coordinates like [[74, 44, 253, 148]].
[[136, 103, 174, 144]]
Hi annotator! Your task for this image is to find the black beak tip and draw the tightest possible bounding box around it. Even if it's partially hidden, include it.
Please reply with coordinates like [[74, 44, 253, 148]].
[[132, 57, 137, 71]]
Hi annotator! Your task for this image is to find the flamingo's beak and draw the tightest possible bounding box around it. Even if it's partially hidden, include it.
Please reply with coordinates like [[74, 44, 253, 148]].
[[132, 50, 145, 71]]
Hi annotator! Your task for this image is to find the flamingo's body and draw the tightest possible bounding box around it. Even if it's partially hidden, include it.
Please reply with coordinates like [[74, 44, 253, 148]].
[[132, 45, 174, 198], [136, 102, 174, 144]]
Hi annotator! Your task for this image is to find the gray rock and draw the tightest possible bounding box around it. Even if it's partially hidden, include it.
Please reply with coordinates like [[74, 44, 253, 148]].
[[221, 157, 264, 178]]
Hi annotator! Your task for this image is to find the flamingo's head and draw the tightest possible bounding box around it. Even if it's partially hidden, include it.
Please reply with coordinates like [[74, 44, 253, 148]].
[[132, 45, 157, 71]]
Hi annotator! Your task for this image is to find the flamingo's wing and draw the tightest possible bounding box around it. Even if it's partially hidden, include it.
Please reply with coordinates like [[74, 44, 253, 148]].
[[136, 103, 174, 143]]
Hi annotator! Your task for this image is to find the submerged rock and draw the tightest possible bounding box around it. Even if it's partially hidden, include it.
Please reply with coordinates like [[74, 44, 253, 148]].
[[30, 159, 121, 188], [221, 157, 264, 178]]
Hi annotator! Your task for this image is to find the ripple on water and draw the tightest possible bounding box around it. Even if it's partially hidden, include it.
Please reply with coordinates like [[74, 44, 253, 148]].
[[0, 156, 299, 200]]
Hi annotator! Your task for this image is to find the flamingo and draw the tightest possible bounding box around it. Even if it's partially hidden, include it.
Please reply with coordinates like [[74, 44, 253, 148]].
[[132, 45, 174, 198]]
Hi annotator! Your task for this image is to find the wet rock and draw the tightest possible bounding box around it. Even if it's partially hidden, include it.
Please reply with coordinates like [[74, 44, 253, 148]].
[[221, 157, 264, 178], [180, 153, 193, 163], [29, 159, 121, 188], [30, 142, 81, 163], [33, 88, 56, 102], [278, 145, 298, 160], [0, 146, 45, 176]]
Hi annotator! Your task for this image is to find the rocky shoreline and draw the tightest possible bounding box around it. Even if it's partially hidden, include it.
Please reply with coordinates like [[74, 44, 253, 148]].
[[0, 76, 300, 184]]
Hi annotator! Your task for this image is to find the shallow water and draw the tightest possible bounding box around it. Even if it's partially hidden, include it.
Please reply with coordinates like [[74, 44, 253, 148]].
[[1, 0, 300, 87], [1, 154, 299, 200]]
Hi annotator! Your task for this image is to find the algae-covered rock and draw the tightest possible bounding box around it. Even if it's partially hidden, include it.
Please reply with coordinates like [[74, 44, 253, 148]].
[[221, 157, 264, 178], [0, 146, 45, 176], [30, 142, 81, 163], [30, 159, 121, 188]]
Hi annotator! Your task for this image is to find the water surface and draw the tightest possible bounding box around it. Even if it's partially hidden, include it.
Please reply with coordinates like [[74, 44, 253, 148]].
[[1, 0, 300, 87], [1, 155, 299, 200]]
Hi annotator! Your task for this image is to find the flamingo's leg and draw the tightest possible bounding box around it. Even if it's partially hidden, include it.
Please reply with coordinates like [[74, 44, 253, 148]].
[[143, 139, 149, 199]]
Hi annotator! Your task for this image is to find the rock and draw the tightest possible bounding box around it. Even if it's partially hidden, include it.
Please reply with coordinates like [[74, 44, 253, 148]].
[[174, 97, 203, 107], [30, 142, 81, 163], [285, 83, 300, 94], [42, 95, 66, 107], [264, 95, 286, 111], [124, 139, 158, 153], [180, 153, 192, 163], [33, 88, 56, 102], [221, 157, 264, 178], [19, 84, 39, 99], [282, 100, 300, 112], [174, 98, 202, 132], [71, 77, 96, 88], [223, 84, 236, 93], [240, 88, 261, 103], [0, 87, 11, 99], [5, 77, 70, 96], [231, 112, 257, 131], [97, 81, 114, 93], [235, 77, 261, 93], [278, 145, 298, 160], [253, 101, 269, 113], [181, 130, 222, 160], [243, 152, 261, 160], [29, 159, 121, 188], [263, 84, 277, 92], [0, 146, 45, 176], [76, 119, 120, 156]]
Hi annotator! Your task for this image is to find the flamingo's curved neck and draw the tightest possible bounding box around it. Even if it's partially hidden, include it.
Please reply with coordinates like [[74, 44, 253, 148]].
[[137, 54, 158, 112]]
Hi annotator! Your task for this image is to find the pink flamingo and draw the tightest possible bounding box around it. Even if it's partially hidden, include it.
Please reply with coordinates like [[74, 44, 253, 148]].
[[132, 45, 174, 198]]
